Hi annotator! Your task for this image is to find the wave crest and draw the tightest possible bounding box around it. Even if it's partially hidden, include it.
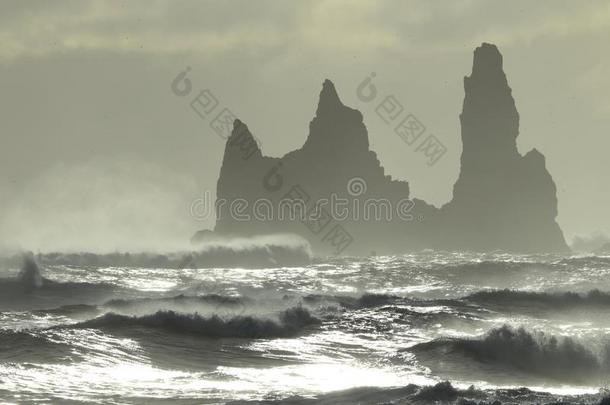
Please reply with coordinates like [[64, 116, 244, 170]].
[[466, 289, 610, 311], [72, 306, 321, 338], [409, 325, 610, 384], [17, 255, 43, 289]]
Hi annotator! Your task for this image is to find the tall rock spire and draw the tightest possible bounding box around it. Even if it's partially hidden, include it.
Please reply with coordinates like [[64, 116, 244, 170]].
[[442, 43, 568, 252], [460, 43, 519, 168]]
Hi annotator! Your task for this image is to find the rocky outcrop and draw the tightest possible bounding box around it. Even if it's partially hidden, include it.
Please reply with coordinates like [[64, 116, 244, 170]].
[[439, 43, 568, 252], [208, 43, 568, 255], [214, 80, 438, 255]]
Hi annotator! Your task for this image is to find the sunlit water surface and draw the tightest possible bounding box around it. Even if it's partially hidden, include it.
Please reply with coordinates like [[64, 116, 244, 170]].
[[1, 252, 610, 403]]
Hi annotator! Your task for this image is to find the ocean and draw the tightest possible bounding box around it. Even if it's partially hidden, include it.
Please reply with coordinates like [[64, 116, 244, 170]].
[[1, 252, 610, 404]]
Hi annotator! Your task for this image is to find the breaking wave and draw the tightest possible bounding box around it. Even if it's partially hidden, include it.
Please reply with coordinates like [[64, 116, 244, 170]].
[[0, 234, 313, 270], [465, 289, 610, 310], [409, 325, 610, 384], [0, 272, 115, 294], [17, 255, 44, 289], [71, 306, 321, 338], [0, 255, 114, 294], [40, 293, 253, 318], [4, 247, 310, 270], [224, 381, 604, 405], [0, 256, 122, 311]]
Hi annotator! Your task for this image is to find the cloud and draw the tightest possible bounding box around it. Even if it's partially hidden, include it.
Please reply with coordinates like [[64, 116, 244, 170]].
[[2, 1, 610, 63], [0, 1, 292, 61]]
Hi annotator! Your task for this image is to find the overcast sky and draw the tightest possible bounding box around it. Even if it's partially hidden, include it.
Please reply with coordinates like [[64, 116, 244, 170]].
[[1, 0, 609, 252]]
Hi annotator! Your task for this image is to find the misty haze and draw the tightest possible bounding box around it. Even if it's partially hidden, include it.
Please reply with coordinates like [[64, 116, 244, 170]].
[[1, 1, 610, 404]]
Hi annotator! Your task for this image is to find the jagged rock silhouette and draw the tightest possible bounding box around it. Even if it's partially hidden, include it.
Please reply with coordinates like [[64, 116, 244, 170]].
[[208, 43, 568, 255], [440, 43, 568, 252]]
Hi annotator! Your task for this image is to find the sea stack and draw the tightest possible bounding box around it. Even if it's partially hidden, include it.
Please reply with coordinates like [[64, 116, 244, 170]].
[[208, 43, 568, 255], [440, 43, 568, 252]]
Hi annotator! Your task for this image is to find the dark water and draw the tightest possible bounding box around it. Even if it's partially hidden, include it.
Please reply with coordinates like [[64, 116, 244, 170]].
[[1, 252, 610, 404]]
